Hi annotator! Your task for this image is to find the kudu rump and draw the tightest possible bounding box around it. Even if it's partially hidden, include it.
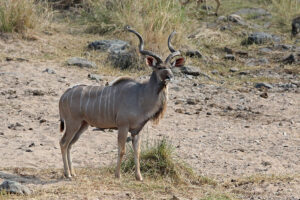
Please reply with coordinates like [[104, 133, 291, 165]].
[[59, 26, 185, 180]]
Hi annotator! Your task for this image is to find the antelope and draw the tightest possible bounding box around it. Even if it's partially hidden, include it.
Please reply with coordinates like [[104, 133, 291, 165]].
[[58, 26, 185, 181], [180, 0, 221, 16]]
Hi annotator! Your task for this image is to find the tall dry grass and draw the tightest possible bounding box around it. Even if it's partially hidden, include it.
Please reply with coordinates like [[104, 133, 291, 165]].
[[0, 0, 52, 33], [256, 0, 300, 33], [266, 0, 299, 24], [82, 0, 192, 55]]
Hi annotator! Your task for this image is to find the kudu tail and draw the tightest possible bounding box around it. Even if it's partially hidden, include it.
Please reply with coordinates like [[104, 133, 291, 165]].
[[60, 119, 65, 132]]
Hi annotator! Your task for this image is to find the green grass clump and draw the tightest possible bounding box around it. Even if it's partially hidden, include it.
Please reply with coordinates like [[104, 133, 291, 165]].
[[0, 0, 51, 33], [121, 138, 215, 185]]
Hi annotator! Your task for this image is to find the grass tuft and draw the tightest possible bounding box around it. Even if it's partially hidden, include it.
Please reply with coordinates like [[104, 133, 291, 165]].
[[121, 138, 215, 185]]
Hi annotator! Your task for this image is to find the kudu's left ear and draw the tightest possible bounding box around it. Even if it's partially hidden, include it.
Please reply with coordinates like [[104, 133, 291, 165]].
[[146, 56, 157, 68], [171, 57, 185, 67]]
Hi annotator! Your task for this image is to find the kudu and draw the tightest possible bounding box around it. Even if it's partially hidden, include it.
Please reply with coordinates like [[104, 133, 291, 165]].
[[58, 26, 185, 181], [180, 0, 221, 16]]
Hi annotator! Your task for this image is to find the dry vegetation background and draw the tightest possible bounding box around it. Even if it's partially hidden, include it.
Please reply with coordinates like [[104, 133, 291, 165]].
[[0, 0, 300, 199]]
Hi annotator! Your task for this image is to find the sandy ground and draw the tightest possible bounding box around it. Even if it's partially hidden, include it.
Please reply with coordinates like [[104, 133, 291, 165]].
[[1, 36, 300, 199]]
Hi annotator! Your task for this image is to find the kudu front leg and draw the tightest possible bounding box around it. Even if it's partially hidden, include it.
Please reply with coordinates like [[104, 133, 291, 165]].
[[132, 134, 143, 181], [115, 126, 128, 179]]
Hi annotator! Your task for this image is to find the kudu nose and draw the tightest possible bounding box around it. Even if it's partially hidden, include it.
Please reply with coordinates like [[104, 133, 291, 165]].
[[165, 74, 174, 82]]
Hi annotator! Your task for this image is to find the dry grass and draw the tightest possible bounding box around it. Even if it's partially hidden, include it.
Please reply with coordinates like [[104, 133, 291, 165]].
[[81, 0, 193, 56], [0, 0, 52, 34], [0, 167, 230, 200]]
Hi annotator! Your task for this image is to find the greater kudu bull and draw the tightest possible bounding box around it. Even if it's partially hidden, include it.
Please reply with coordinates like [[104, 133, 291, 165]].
[[59, 26, 185, 181]]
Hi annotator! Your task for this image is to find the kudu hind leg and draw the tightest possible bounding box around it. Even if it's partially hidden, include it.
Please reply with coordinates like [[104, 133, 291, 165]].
[[67, 121, 89, 177], [115, 126, 128, 179], [132, 134, 143, 181], [60, 120, 82, 178]]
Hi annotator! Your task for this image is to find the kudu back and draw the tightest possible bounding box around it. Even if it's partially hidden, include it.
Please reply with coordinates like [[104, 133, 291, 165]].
[[59, 26, 185, 180]]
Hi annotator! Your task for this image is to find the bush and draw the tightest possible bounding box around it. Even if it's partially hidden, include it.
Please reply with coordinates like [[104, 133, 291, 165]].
[[0, 0, 51, 33]]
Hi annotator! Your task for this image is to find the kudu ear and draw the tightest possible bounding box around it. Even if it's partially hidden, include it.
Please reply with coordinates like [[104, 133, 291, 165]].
[[146, 56, 157, 68], [171, 57, 185, 67]]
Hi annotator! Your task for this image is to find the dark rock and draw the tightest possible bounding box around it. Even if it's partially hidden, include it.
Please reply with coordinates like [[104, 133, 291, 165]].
[[239, 71, 250, 75], [260, 92, 268, 98], [175, 108, 183, 113], [261, 161, 271, 166], [173, 66, 199, 76], [67, 57, 96, 68], [224, 47, 233, 54], [246, 57, 269, 67], [185, 50, 202, 58], [255, 82, 273, 89], [291, 16, 300, 37], [42, 68, 56, 74], [25, 149, 33, 152], [29, 143, 35, 147], [0, 180, 31, 195], [107, 50, 140, 70], [236, 51, 248, 57], [25, 89, 44, 96], [172, 66, 211, 79], [224, 54, 235, 60], [274, 44, 295, 51], [88, 74, 103, 82], [282, 53, 298, 64], [247, 32, 280, 45], [259, 47, 272, 53], [0, 132, 4, 135], [187, 98, 198, 105], [88, 40, 129, 54], [234, 8, 271, 18], [39, 119, 46, 123], [175, 99, 184, 105], [6, 57, 13, 61], [8, 123, 23, 130], [201, 5, 213, 11], [276, 83, 298, 89], [126, 137, 132, 143], [206, 112, 212, 115]]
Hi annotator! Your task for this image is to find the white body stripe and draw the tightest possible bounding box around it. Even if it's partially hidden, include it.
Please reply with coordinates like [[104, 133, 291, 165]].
[[98, 87, 105, 120], [112, 87, 117, 122], [79, 87, 85, 113], [69, 86, 78, 109], [85, 87, 93, 114], [106, 87, 112, 122]]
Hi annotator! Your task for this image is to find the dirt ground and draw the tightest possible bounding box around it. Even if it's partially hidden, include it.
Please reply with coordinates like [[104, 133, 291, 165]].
[[0, 34, 300, 200]]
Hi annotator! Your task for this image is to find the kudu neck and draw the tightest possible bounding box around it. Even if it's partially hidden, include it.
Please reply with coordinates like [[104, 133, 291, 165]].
[[146, 71, 166, 95]]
